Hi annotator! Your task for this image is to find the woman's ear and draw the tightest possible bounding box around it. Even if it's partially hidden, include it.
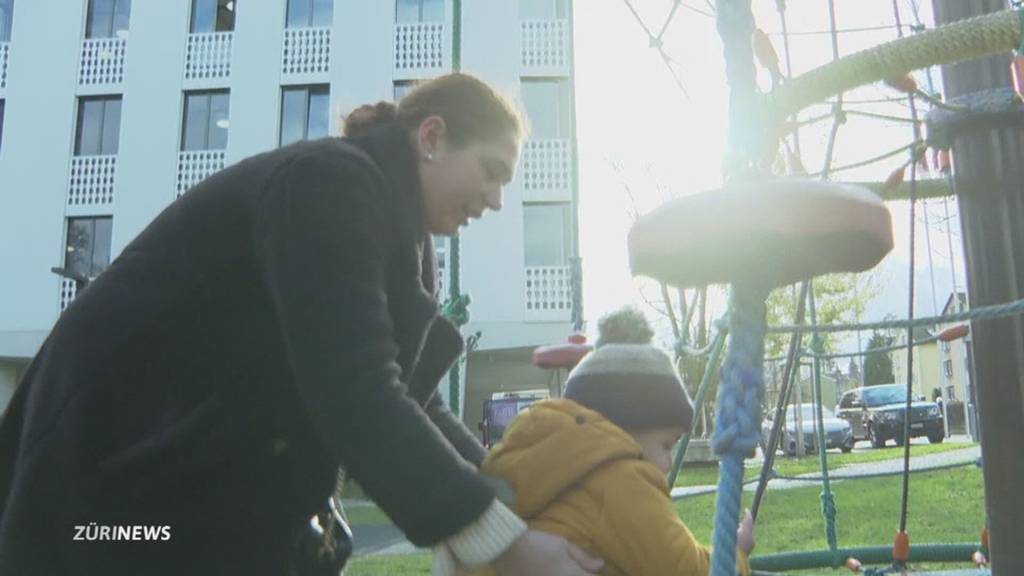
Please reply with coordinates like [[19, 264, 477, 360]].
[[417, 115, 448, 160]]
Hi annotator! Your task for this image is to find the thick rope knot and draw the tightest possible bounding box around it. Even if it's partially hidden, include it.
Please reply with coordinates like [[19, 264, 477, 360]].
[[710, 283, 769, 576], [713, 287, 768, 456], [821, 491, 840, 562]]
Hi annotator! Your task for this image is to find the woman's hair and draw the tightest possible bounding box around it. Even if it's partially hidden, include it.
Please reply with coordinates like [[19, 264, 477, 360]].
[[343, 73, 526, 147]]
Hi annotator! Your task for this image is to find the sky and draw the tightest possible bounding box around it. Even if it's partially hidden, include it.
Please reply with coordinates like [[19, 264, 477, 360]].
[[571, 0, 969, 356]]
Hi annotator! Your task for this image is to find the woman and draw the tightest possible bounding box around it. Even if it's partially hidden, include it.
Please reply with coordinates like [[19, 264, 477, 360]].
[[0, 73, 601, 576]]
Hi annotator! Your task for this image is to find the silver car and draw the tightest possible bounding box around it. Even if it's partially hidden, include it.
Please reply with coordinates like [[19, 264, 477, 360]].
[[763, 404, 856, 456]]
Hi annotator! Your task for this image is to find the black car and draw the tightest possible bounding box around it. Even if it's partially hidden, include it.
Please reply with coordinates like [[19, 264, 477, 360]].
[[836, 385, 945, 448]]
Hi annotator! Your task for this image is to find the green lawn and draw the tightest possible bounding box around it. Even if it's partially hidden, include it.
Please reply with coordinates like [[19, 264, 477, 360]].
[[672, 442, 975, 487], [346, 466, 986, 575]]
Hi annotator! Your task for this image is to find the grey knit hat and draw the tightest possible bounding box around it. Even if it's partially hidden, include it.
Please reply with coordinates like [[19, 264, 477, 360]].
[[563, 307, 694, 431]]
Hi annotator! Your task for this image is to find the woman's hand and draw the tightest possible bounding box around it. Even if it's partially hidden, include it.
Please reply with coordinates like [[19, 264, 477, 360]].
[[737, 509, 756, 556], [492, 530, 604, 576]]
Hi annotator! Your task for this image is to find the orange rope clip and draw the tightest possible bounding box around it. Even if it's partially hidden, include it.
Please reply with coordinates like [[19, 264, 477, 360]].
[[893, 531, 911, 563], [845, 557, 863, 573]]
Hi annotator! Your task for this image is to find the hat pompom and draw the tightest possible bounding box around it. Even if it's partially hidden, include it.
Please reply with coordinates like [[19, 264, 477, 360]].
[[596, 307, 654, 348]]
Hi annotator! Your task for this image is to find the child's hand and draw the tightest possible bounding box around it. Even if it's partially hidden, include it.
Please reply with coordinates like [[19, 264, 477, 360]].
[[737, 509, 756, 556]]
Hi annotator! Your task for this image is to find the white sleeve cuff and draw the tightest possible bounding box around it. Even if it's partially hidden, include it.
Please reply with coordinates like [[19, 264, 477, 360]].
[[444, 499, 527, 568]]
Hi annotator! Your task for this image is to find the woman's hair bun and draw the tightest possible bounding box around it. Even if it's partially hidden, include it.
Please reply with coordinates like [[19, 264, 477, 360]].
[[596, 307, 654, 347], [343, 101, 399, 138]]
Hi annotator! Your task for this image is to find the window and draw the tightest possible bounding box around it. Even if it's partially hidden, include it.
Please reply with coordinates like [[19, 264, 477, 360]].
[[523, 203, 571, 266], [286, 0, 332, 28], [75, 96, 122, 156], [181, 90, 230, 151], [190, 0, 235, 33], [396, 0, 443, 23], [85, 0, 131, 39], [519, 0, 568, 19], [279, 85, 329, 146], [941, 340, 951, 353], [394, 80, 416, 102], [0, 0, 13, 42], [521, 79, 572, 139], [64, 217, 113, 280], [944, 359, 954, 378]]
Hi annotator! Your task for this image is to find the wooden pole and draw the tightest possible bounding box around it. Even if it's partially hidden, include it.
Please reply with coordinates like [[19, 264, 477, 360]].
[[930, 1, 1024, 572]]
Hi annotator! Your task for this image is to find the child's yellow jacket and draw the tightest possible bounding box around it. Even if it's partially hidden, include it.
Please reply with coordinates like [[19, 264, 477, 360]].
[[479, 399, 750, 576]]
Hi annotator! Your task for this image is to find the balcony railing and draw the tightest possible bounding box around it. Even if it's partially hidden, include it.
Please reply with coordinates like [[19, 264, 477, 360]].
[[394, 22, 445, 75], [185, 32, 233, 81], [521, 19, 570, 74], [525, 265, 572, 321], [68, 155, 117, 207], [282, 27, 331, 76], [176, 150, 225, 198], [521, 138, 572, 197], [79, 37, 127, 86], [0, 42, 9, 89], [59, 278, 78, 312]]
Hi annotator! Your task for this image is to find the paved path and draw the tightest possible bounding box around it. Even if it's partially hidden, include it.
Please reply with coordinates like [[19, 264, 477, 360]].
[[352, 442, 981, 557]]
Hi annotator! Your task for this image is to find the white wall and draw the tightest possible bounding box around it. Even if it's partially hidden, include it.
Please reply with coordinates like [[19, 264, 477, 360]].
[[0, 0, 577, 360]]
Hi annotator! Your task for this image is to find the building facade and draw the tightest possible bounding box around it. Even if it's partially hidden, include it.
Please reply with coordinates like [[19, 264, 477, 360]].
[[0, 0, 581, 428]]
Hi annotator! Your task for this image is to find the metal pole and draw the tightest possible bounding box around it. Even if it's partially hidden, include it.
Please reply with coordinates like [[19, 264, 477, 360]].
[[446, 0, 463, 415], [931, 1, 1024, 572]]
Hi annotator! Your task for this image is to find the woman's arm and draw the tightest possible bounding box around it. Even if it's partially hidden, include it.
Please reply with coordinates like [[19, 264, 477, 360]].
[[257, 148, 493, 546]]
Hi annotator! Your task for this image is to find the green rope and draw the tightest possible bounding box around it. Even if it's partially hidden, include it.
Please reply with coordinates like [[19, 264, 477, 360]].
[[808, 281, 840, 564], [750, 544, 980, 572], [667, 326, 729, 488], [770, 9, 1023, 118], [768, 297, 1024, 334]]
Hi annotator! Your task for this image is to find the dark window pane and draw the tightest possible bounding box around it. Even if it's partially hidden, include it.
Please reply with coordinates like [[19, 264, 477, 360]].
[[65, 219, 94, 278], [182, 93, 211, 150], [395, 0, 418, 22], [191, 0, 215, 33], [209, 92, 230, 149], [216, 0, 235, 31], [311, 0, 332, 27], [101, 97, 121, 155], [307, 88, 329, 140], [86, 0, 114, 38], [91, 218, 113, 276], [280, 88, 306, 146], [524, 204, 567, 266], [0, 0, 12, 42], [421, 0, 443, 21], [76, 99, 105, 156], [286, 0, 310, 28], [393, 81, 414, 102], [113, 0, 131, 36]]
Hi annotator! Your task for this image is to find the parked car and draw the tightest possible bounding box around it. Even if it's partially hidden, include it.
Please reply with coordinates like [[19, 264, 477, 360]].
[[835, 384, 945, 448], [762, 403, 855, 456], [478, 394, 545, 448]]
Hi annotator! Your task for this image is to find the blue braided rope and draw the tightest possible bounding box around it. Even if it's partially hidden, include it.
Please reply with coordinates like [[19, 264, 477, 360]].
[[711, 286, 767, 576]]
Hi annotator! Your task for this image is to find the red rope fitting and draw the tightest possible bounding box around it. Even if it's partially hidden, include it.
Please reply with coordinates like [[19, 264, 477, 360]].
[[884, 74, 918, 94], [893, 531, 911, 563], [939, 324, 969, 342], [981, 526, 990, 553], [845, 557, 863, 573]]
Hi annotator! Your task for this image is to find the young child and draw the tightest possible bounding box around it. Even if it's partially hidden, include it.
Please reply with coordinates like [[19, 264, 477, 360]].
[[478, 307, 754, 576]]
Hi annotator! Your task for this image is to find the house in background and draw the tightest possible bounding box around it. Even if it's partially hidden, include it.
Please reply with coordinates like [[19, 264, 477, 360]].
[[0, 0, 582, 430]]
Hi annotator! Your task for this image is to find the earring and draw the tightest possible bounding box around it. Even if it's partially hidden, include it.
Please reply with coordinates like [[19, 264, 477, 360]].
[[425, 153, 434, 161]]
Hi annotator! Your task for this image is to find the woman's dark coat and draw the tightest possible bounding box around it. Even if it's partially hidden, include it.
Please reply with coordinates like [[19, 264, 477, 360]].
[[0, 126, 493, 575]]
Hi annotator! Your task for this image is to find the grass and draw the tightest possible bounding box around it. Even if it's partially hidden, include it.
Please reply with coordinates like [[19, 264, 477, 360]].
[[672, 441, 975, 487], [346, 466, 985, 575]]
